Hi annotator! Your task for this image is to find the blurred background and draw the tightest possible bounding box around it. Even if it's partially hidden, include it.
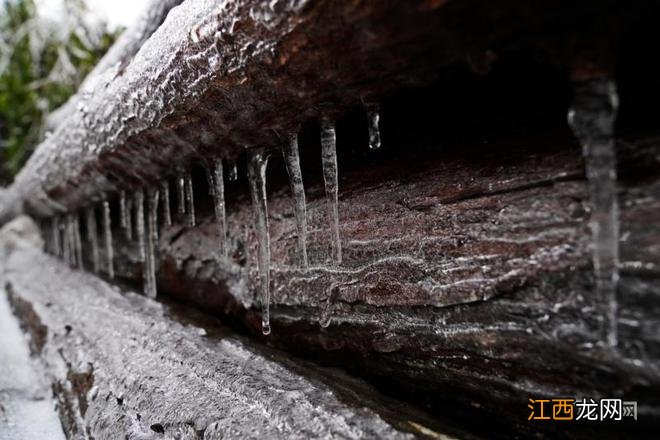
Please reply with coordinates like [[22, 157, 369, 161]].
[[0, 0, 147, 185]]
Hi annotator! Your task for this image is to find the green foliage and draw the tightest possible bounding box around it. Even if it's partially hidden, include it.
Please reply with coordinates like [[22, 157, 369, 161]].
[[0, 0, 120, 184]]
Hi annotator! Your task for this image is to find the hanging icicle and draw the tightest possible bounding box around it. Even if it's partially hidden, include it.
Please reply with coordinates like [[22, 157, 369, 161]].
[[161, 180, 172, 226], [73, 213, 83, 269], [51, 216, 62, 257], [185, 170, 196, 227], [119, 190, 128, 232], [320, 118, 342, 264], [229, 162, 238, 181], [64, 214, 76, 267], [176, 170, 186, 218], [57, 215, 66, 260], [364, 101, 382, 150], [135, 190, 146, 263], [211, 159, 228, 256], [85, 207, 100, 273], [282, 131, 309, 268], [101, 199, 114, 279], [145, 188, 160, 298], [125, 197, 133, 240], [568, 78, 620, 348], [247, 150, 272, 335], [62, 215, 71, 264]]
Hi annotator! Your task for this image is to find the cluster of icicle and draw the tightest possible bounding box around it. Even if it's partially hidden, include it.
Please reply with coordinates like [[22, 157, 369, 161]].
[[43, 158, 235, 301], [41, 82, 621, 347], [41, 103, 381, 336]]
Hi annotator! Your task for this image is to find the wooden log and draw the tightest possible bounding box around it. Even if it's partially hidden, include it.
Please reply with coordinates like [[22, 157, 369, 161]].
[[0, 221, 458, 439], [103, 129, 660, 438], [1, 0, 654, 221]]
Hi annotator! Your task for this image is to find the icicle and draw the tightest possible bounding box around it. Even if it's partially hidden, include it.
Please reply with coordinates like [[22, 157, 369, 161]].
[[135, 190, 146, 263], [176, 170, 186, 217], [568, 78, 620, 348], [125, 197, 133, 240], [282, 132, 309, 268], [185, 171, 196, 227], [102, 200, 114, 279], [119, 190, 128, 232], [144, 188, 160, 298], [161, 180, 172, 226], [364, 101, 382, 150], [320, 118, 342, 264], [51, 216, 61, 257], [247, 151, 272, 335], [73, 213, 83, 269], [57, 216, 66, 260], [85, 207, 99, 273], [211, 159, 228, 256], [229, 163, 238, 181], [64, 215, 75, 267], [61, 216, 71, 264], [69, 215, 78, 267]]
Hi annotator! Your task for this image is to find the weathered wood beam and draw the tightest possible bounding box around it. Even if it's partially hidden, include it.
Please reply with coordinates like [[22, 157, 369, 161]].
[[0, 221, 459, 439], [0, 0, 650, 221], [107, 132, 659, 438]]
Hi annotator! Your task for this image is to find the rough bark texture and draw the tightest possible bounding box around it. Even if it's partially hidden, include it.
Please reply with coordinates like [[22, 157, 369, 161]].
[[102, 129, 660, 438], [1, 0, 655, 221], [2, 1, 660, 438], [0, 223, 460, 440]]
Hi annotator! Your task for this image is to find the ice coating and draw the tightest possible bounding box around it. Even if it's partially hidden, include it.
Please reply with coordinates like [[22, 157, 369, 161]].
[[568, 78, 620, 348], [282, 132, 308, 268], [2, 240, 417, 440], [1, 0, 304, 218], [101, 200, 114, 279], [320, 119, 342, 264], [247, 151, 272, 335]]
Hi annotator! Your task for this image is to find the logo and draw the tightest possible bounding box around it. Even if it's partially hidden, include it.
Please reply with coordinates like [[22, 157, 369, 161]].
[[528, 398, 637, 421]]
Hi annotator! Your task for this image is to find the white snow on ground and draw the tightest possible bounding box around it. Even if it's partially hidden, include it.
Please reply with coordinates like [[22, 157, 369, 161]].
[[0, 287, 65, 440]]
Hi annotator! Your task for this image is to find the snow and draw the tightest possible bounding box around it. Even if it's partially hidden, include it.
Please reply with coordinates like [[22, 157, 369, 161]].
[[0, 288, 65, 440]]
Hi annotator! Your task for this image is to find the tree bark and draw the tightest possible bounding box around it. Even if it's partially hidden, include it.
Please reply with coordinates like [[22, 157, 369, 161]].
[[1, 225, 455, 439], [108, 131, 660, 438], [0, 0, 652, 221]]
